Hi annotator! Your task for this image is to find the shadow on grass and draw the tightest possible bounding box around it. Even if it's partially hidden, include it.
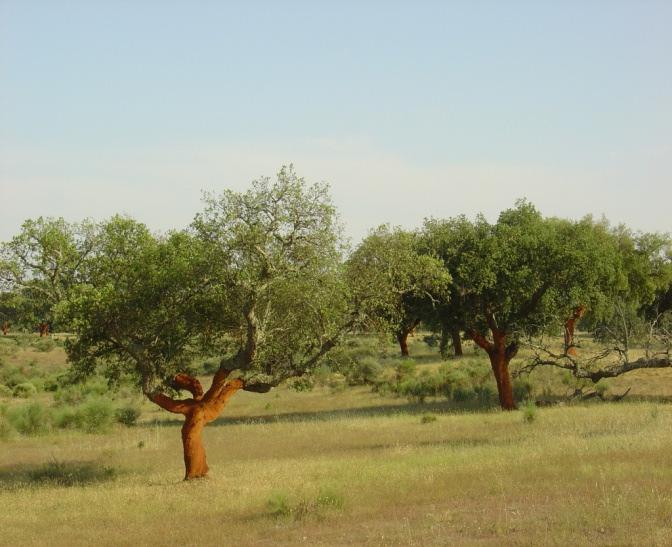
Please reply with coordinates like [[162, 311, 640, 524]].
[[0, 459, 117, 488], [141, 398, 499, 429]]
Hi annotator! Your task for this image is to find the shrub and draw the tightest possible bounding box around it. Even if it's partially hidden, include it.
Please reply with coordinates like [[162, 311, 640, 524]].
[[394, 359, 417, 382], [287, 376, 314, 392], [31, 338, 56, 352], [521, 400, 538, 423], [344, 357, 382, 386], [13, 382, 37, 398], [0, 384, 13, 398], [398, 373, 441, 403], [420, 413, 437, 424], [0, 405, 16, 440], [115, 405, 141, 427], [452, 385, 475, 403], [8, 402, 52, 435], [473, 384, 496, 404], [513, 378, 533, 403], [267, 491, 292, 518], [77, 398, 114, 433], [594, 381, 608, 398]]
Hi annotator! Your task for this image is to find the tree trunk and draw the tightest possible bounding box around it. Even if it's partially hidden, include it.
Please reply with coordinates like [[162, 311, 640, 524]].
[[469, 326, 517, 410], [147, 371, 244, 480], [451, 329, 463, 357], [488, 351, 515, 410], [182, 409, 209, 479], [564, 306, 586, 356], [397, 330, 410, 356]]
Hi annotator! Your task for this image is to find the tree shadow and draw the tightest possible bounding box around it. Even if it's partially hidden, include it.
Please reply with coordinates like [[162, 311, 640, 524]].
[[0, 459, 118, 488]]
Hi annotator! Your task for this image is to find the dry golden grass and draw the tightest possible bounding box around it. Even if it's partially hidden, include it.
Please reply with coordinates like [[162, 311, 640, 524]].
[[1, 333, 671, 545]]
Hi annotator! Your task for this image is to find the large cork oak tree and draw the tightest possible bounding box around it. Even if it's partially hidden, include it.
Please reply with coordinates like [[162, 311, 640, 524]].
[[62, 167, 352, 479]]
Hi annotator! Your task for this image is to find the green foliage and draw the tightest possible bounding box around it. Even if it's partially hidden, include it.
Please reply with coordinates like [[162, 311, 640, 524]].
[[8, 402, 51, 435], [31, 337, 56, 352], [0, 405, 16, 440], [114, 405, 141, 427], [512, 378, 533, 403], [12, 382, 37, 398], [286, 376, 314, 392], [266, 488, 344, 520], [0, 384, 13, 398], [343, 357, 382, 386], [420, 413, 437, 424], [0, 216, 99, 331], [53, 398, 114, 433], [521, 400, 538, 423], [346, 225, 451, 350]]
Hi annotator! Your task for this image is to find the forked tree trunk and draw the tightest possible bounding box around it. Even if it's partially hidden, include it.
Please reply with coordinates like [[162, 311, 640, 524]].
[[470, 325, 517, 410], [564, 306, 586, 356], [147, 371, 244, 480]]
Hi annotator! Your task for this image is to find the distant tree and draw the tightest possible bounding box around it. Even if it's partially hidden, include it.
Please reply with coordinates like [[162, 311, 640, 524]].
[[346, 225, 451, 356], [62, 167, 354, 479], [422, 201, 617, 410], [0, 217, 98, 333]]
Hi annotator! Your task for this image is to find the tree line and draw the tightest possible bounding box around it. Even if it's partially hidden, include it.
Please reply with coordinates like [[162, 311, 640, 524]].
[[1, 166, 670, 478]]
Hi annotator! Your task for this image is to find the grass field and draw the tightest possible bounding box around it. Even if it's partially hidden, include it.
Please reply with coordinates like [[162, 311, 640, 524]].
[[1, 334, 671, 546]]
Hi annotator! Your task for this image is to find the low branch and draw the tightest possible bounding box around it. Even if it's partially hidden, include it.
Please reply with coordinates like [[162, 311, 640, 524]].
[[171, 374, 204, 400]]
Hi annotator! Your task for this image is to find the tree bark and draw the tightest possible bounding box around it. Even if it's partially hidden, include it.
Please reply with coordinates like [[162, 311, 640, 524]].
[[147, 372, 244, 480], [564, 305, 586, 356], [469, 326, 517, 410], [451, 328, 463, 357], [397, 330, 410, 356], [1, 321, 8, 336]]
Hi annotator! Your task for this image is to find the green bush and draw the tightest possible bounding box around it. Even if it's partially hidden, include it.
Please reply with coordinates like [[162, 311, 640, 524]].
[[115, 405, 141, 427], [513, 378, 533, 403], [344, 357, 382, 386], [13, 382, 38, 398], [287, 376, 314, 392], [0, 384, 13, 398], [521, 400, 538, 423], [77, 398, 114, 433], [31, 338, 56, 352], [8, 402, 52, 435], [0, 405, 16, 440]]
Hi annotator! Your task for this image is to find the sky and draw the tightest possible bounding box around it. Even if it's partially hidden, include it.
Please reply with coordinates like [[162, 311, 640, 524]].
[[1, 1, 671, 245]]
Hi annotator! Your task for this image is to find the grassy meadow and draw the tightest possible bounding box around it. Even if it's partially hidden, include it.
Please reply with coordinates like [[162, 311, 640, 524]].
[[1, 333, 671, 546]]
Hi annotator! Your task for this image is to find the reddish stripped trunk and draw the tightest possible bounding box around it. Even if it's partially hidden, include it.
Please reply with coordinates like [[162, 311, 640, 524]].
[[397, 331, 410, 356], [564, 306, 586, 356], [148, 371, 244, 480], [470, 326, 517, 410], [1, 322, 8, 336], [38, 322, 49, 337]]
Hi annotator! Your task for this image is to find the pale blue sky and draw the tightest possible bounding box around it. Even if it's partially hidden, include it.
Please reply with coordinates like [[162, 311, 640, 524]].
[[1, 1, 670, 243]]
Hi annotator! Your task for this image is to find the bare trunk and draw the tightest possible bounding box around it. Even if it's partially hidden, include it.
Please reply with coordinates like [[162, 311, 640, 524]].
[[564, 306, 586, 356], [397, 330, 410, 357], [147, 372, 244, 480], [1, 322, 8, 336], [451, 329, 463, 357], [470, 325, 517, 410], [38, 322, 49, 337], [182, 410, 208, 479], [489, 350, 516, 410]]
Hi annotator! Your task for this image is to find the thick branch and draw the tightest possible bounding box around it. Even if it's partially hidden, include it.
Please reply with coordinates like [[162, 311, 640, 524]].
[[469, 329, 493, 353], [172, 374, 204, 400], [146, 392, 194, 415]]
